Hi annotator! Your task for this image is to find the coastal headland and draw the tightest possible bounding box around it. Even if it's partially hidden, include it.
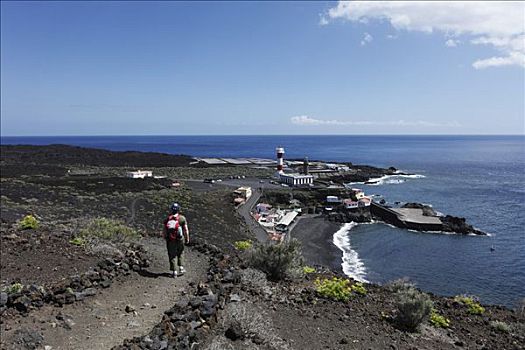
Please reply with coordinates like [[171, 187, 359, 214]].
[[1, 145, 523, 349]]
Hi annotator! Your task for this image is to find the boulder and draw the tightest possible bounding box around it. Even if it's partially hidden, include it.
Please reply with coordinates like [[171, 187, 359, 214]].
[[0, 292, 9, 306], [13, 295, 31, 312], [225, 321, 244, 341], [200, 294, 217, 318], [401, 203, 437, 217], [100, 280, 112, 288]]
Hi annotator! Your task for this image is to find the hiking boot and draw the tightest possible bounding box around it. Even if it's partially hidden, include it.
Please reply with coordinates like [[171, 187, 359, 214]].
[[172, 270, 178, 278], [178, 266, 186, 276]]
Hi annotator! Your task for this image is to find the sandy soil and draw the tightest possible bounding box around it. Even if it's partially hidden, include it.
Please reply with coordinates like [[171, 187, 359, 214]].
[[1, 229, 99, 286]]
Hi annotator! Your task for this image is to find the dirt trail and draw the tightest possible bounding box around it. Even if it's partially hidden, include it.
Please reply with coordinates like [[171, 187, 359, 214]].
[[1, 237, 208, 350], [126, 197, 139, 225]]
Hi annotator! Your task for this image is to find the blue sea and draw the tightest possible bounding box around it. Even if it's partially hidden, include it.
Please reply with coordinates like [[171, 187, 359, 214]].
[[2, 135, 524, 307]]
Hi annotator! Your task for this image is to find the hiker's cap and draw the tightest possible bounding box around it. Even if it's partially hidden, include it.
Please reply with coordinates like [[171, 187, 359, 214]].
[[171, 203, 181, 213]]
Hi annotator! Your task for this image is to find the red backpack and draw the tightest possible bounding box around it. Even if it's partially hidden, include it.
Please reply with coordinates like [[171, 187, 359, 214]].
[[165, 214, 183, 241]]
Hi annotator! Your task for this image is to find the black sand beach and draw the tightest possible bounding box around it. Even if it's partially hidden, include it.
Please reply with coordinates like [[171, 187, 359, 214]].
[[290, 216, 343, 273]]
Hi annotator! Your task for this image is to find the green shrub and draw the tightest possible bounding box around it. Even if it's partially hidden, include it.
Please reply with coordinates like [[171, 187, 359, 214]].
[[69, 236, 87, 246], [80, 218, 139, 242], [386, 278, 414, 293], [315, 277, 352, 302], [430, 308, 450, 328], [302, 266, 316, 274], [3, 282, 23, 294], [490, 320, 511, 333], [234, 240, 252, 250], [248, 239, 303, 281], [394, 287, 433, 332], [19, 215, 38, 230], [467, 303, 485, 315], [454, 295, 485, 315], [351, 282, 367, 296]]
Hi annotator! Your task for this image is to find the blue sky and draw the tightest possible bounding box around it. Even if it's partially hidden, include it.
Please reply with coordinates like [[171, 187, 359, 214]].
[[1, 1, 524, 136]]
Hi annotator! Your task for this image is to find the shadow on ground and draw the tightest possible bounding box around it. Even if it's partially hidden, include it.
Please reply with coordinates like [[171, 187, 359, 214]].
[[137, 269, 172, 279]]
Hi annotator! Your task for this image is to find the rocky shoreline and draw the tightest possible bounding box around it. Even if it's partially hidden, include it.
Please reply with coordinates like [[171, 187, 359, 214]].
[[267, 193, 487, 236]]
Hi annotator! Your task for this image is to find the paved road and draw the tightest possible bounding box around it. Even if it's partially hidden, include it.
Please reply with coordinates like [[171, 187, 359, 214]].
[[184, 178, 280, 243], [237, 189, 269, 243]]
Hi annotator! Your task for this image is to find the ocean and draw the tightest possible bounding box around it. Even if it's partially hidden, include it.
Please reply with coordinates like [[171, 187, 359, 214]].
[[2, 135, 524, 307]]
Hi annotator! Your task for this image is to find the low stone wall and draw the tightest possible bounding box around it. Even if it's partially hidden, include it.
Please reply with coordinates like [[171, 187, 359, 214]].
[[112, 239, 336, 349], [0, 243, 150, 316], [113, 239, 239, 349]]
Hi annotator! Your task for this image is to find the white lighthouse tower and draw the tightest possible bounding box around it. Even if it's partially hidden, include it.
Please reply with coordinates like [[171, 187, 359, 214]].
[[276, 146, 285, 176]]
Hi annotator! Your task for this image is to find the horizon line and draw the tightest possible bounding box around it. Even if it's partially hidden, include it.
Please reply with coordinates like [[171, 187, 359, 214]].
[[1, 133, 524, 138]]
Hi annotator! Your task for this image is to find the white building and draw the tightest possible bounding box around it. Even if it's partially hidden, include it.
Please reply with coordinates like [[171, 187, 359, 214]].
[[344, 197, 371, 209], [126, 170, 153, 179], [279, 173, 314, 186], [344, 199, 359, 209], [256, 203, 272, 214], [326, 196, 340, 203], [234, 187, 252, 200], [275, 211, 299, 232], [326, 163, 350, 172]]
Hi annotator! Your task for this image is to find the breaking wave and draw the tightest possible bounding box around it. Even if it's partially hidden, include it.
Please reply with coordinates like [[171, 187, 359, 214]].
[[345, 173, 425, 187], [332, 222, 368, 282]]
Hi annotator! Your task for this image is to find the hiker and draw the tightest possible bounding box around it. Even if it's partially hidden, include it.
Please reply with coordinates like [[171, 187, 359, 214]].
[[163, 203, 190, 277]]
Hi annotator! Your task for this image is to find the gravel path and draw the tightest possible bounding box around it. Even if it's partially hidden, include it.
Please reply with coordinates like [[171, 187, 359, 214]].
[[0, 237, 209, 350]]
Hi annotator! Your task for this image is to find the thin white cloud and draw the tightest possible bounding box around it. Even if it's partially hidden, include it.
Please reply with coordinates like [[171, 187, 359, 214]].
[[445, 39, 460, 47], [319, 15, 329, 26], [290, 115, 461, 128], [386, 34, 398, 40], [473, 52, 524, 69], [361, 32, 373, 46], [321, 1, 525, 69]]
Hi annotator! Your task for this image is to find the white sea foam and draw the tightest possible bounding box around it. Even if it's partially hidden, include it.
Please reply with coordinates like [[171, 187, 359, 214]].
[[332, 222, 368, 282], [378, 222, 398, 229], [397, 174, 426, 179], [345, 173, 425, 186], [408, 228, 492, 236], [359, 219, 378, 225]]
